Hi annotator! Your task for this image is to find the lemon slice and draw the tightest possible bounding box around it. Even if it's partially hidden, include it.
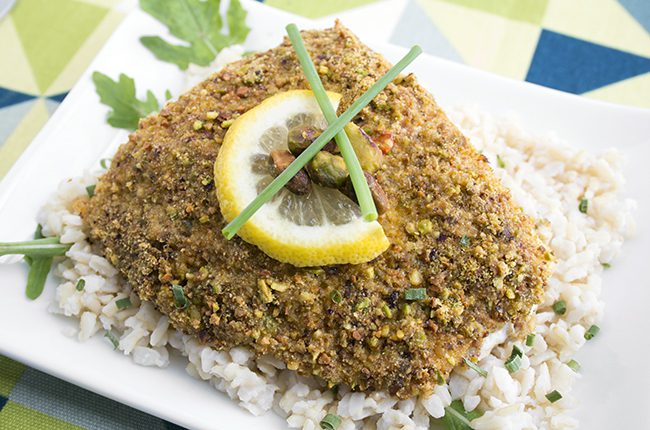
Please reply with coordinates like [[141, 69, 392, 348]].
[[215, 90, 389, 267]]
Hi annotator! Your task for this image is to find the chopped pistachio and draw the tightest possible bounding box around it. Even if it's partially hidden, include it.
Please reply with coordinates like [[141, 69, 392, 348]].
[[381, 303, 393, 319], [199, 215, 210, 223], [505, 288, 515, 299], [193, 120, 203, 130], [367, 336, 379, 348], [221, 119, 234, 128], [355, 297, 371, 311], [206, 111, 219, 120], [409, 269, 423, 285], [300, 291, 316, 302], [257, 279, 273, 303], [270, 281, 289, 292], [364, 267, 375, 279], [395, 329, 405, 339], [400, 303, 411, 317], [405, 222, 418, 236], [417, 219, 433, 234]]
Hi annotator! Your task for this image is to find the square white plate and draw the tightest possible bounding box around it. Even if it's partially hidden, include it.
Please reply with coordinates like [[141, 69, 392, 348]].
[[1, 1, 649, 429]]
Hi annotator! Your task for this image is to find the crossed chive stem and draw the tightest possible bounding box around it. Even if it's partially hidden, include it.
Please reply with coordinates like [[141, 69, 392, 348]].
[[221, 25, 422, 239]]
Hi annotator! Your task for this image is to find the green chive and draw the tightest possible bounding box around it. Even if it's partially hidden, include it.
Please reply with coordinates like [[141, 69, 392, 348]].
[[578, 198, 588, 214], [221, 44, 422, 239], [286, 23, 377, 221], [330, 289, 342, 304], [496, 154, 506, 168], [526, 333, 536, 347], [505, 354, 521, 373], [505, 345, 523, 373], [105, 331, 119, 350], [584, 324, 600, 340], [76, 279, 86, 291], [545, 390, 562, 403], [567, 359, 580, 372], [86, 184, 96, 197], [320, 413, 341, 430], [355, 297, 370, 311], [171, 284, 189, 309], [0, 238, 70, 258], [404, 288, 427, 301], [464, 358, 488, 377], [601, 262, 611, 269], [460, 235, 470, 247], [115, 297, 132, 310], [552, 300, 566, 315], [99, 158, 112, 169]]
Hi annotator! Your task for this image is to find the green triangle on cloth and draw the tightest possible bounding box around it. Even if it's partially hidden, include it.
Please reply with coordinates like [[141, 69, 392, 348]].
[[11, 0, 109, 94]]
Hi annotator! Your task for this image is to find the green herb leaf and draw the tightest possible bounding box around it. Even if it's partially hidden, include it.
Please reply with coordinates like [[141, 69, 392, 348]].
[[601, 262, 611, 269], [171, 284, 189, 309], [404, 288, 427, 301], [440, 400, 482, 430], [578, 198, 588, 214], [86, 184, 96, 197], [116, 297, 132, 310], [526, 333, 536, 347], [139, 0, 249, 70], [567, 359, 580, 372], [76, 279, 86, 291], [545, 390, 562, 403], [584, 324, 600, 340], [463, 358, 487, 377], [552, 300, 566, 315], [92, 71, 160, 130], [105, 330, 120, 350], [26, 257, 53, 300], [165, 89, 173, 101], [99, 158, 112, 169], [330, 289, 342, 304], [496, 154, 506, 168], [320, 413, 341, 430]]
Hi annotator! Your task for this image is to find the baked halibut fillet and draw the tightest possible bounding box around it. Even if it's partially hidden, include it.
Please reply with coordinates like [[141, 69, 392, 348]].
[[82, 23, 551, 399]]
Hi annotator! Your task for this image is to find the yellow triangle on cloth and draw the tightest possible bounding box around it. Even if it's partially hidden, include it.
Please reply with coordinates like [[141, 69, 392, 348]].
[[543, 0, 650, 58], [584, 72, 650, 109], [0, 17, 39, 95], [417, 0, 541, 80]]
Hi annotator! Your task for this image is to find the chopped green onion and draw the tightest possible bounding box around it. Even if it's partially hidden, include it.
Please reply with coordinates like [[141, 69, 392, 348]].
[[505, 345, 523, 373], [99, 158, 112, 169], [105, 331, 119, 350], [505, 354, 521, 373], [320, 413, 341, 430], [0, 238, 70, 258], [496, 154, 506, 168], [330, 289, 342, 304], [601, 262, 611, 269], [526, 333, 536, 347], [355, 297, 370, 311], [545, 390, 562, 403], [567, 359, 581, 372], [584, 324, 600, 340], [86, 184, 96, 197], [404, 288, 427, 301], [171, 284, 189, 309], [578, 198, 588, 214], [552, 300, 566, 315], [221, 44, 422, 239], [286, 23, 377, 221], [464, 357, 488, 377], [115, 297, 132, 310], [459, 235, 470, 247], [76, 279, 86, 291]]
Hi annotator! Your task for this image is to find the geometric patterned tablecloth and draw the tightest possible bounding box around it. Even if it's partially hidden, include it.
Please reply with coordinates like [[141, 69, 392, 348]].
[[1, 0, 649, 429]]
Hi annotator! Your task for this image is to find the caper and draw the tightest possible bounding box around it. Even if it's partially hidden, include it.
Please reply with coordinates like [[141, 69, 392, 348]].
[[269, 150, 311, 195], [306, 151, 348, 188], [287, 125, 322, 156], [344, 123, 384, 173]]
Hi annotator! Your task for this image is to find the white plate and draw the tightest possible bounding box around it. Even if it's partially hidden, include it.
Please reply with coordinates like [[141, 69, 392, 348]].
[[1, 1, 649, 429]]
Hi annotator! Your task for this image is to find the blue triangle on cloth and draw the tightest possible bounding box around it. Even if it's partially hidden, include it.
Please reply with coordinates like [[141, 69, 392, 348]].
[[0, 87, 35, 109], [618, 0, 650, 34], [390, 0, 462, 62], [47, 92, 68, 103], [0, 394, 7, 411], [525, 30, 650, 94]]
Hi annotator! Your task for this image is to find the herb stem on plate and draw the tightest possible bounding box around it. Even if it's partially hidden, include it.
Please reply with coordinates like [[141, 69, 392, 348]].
[[286, 23, 377, 221], [222, 42, 422, 239], [0, 238, 70, 258]]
